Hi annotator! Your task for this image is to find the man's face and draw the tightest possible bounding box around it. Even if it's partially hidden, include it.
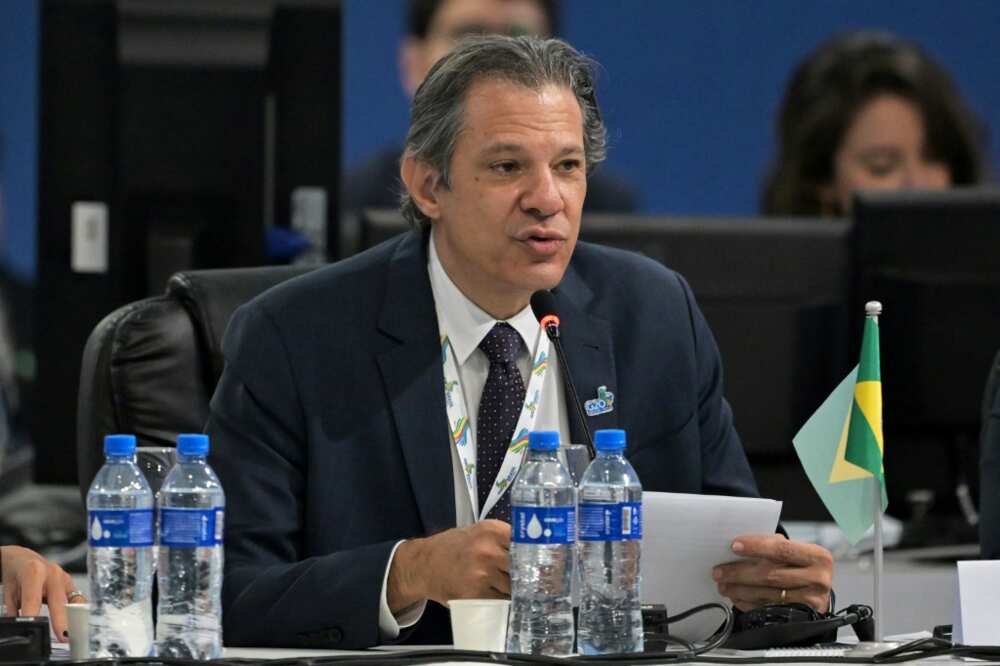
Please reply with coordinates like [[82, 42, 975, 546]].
[[428, 80, 586, 316], [401, 0, 551, 95]]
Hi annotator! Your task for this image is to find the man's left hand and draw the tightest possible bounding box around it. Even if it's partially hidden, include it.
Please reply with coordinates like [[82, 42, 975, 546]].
[[712, 534, 833, 614]]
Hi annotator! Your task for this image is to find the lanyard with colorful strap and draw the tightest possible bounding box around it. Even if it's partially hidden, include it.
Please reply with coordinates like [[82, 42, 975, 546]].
[[441, 327, 551, 520]]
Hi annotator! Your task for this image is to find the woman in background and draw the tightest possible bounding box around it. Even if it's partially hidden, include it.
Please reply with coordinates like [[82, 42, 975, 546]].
[[761, 30, 987, 216]]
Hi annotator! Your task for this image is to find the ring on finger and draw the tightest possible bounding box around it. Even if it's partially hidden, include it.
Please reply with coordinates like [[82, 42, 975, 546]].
[[779, 588, 787, 602], [67, 590, 86, 602]]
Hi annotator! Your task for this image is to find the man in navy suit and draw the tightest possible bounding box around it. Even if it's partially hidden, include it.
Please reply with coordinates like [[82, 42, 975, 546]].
[[208, 35, 833, 650]]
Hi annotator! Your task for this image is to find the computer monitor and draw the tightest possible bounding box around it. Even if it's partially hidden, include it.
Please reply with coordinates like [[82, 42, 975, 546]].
[[34, 2, 342, 484], [853, 188, 1000, 531], [582, 215, 852, 520], [358, 210, 852, 520]]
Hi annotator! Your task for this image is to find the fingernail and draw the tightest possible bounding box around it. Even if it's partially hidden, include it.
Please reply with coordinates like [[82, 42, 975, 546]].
[[732, 541, 744, 553], [712, 568, 722, 581]]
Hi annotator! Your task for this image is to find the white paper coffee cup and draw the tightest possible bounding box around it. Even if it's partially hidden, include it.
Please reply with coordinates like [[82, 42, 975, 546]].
[[448, 599, 510, 652], [66, 603, 90, 660]]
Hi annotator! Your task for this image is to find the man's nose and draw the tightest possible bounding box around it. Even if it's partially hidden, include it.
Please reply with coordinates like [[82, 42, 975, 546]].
[[521, 168, 564, 219]]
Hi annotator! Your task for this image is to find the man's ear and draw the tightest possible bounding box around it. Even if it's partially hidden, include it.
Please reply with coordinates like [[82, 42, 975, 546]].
[[400, 152, 443, 221]]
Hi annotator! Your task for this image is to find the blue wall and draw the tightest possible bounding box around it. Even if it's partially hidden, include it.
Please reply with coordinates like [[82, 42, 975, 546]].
[[344, 0, 1000, 214], [2, 0, 998, 278], [0, 0, 39, 281]]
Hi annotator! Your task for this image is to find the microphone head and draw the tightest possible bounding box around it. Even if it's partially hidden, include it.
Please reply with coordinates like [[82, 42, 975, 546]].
[[530, 290, 559, 323], [530, 290, 561, 336]]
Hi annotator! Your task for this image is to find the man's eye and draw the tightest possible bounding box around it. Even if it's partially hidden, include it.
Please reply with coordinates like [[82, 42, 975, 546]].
[[558, 159, 582, 172], [491, 162, 518, 174]]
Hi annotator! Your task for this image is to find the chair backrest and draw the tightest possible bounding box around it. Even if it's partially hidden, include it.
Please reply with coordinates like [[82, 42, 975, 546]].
[[76, 265, 316, 499]]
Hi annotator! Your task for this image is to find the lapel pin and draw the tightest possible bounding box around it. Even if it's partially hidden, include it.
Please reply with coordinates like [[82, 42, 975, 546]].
[[584, 385, 615, 417]]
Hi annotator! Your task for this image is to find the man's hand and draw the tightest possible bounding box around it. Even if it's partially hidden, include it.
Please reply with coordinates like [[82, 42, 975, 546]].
[[712, 534, 833, 614], [387, 520, 510, 611], [1, 545, 80, 641]]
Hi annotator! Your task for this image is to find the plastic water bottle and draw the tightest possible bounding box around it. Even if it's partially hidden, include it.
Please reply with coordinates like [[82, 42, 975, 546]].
[[577, 429, 643, 654], [87, 434, 155, 657], [156, 434, 225, 659], [506, 431, 576, 656]]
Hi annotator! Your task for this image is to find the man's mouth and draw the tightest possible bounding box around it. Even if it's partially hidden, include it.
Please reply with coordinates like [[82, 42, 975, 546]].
[[519, 234, 567, 256]]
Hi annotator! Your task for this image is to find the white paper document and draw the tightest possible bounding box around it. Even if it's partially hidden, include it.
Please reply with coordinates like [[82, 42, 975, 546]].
[[641, 491, 782, 641], [953, 560, 1000, 645]]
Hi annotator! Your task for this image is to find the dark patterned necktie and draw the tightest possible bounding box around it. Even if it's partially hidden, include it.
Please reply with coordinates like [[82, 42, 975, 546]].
[[476, 322, 526, 522]]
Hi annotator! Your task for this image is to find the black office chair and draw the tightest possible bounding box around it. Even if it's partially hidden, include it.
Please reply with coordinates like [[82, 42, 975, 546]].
[[76, 265, 317, 499], [980, 349, 1000, 558]]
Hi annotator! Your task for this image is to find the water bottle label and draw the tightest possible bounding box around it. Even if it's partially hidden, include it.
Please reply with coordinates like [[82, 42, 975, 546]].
[[578, 502, 642, 541], [88, 509, 154, 547], [160, 508, 224, 547], [511, 506, 576, 544]]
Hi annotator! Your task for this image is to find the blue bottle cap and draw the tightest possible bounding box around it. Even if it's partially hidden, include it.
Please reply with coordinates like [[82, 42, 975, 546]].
[[528, 431, 560, 451], [177, 433, 210, 456], [594, 429, 626, 451], [104, 434, 137, 456]]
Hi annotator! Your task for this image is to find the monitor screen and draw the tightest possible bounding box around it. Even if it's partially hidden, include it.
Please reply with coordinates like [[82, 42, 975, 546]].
[[358, 210, 851, 520], [853, 188, 1000, 532]]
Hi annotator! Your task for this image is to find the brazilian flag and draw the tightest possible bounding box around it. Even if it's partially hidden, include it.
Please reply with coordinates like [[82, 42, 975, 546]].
[[844, 318, 884, 477], [793, 316, 888, 545]]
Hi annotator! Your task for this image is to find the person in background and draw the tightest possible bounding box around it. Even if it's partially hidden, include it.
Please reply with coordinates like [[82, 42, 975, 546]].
[[761, 30, 987, 216], [0, 545, 83, 641], [343, 0, 638, 218]]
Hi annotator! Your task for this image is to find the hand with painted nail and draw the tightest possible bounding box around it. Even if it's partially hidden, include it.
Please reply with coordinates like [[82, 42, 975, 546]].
[[1, 545, 81, 642], [711, 534, 833, 614]]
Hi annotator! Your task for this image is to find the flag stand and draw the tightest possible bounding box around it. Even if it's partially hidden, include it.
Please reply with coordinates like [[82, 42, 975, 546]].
[[794, 299, 898, 654], [867, 301, 884, 643], [872, 475, 883, 642], [843, 299, 901, 655]]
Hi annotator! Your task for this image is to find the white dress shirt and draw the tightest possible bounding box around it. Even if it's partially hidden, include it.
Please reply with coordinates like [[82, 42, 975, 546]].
[[376, 231, 570, 639]]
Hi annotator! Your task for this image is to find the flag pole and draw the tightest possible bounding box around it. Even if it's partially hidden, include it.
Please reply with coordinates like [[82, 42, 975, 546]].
[[865, 300, 884, 643]]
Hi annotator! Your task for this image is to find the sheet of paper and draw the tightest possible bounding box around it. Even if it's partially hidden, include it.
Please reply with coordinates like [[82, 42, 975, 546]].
[[953, 560, 1000, 645], [641, 491, 782, 641]]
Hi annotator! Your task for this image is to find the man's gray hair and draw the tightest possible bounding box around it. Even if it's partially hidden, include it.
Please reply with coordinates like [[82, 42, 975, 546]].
[[399, 35, 607, 228]]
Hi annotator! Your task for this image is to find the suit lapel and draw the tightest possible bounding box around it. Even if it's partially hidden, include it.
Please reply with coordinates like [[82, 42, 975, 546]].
[[375, 231, 456, 535], [552, 264, 620, 445]]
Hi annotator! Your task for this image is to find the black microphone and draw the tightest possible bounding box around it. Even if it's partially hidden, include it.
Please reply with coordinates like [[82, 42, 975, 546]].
[[530, 290, 596, 460]]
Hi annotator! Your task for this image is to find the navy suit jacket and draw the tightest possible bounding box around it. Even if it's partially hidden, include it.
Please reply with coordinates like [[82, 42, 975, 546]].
[[207, 229, 758, 649]]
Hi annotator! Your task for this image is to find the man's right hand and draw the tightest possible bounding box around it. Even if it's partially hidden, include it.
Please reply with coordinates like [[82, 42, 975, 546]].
[[387, 519, 511, 612]]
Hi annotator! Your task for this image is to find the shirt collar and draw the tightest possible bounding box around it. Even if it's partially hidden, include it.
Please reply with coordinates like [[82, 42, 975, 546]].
[[428, 229, 539, 365]]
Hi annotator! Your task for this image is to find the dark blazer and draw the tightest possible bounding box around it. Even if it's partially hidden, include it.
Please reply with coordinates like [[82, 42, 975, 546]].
[[207, 229, 757, 650]]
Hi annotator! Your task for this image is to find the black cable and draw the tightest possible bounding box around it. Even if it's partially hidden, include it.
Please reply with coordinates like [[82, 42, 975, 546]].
[[662, 635, 696, 652], [667, 602, 730, 626], [624, 602, 734, 661], [952, 644, 1000, 661]]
